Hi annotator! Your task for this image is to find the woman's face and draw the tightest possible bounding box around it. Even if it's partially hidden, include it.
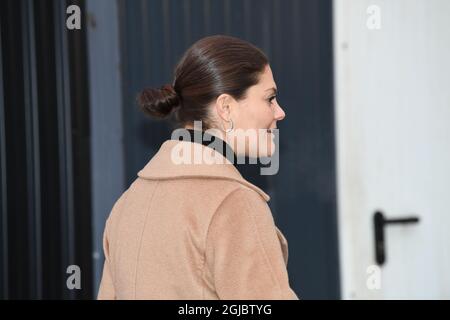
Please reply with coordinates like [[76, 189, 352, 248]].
[[226, 64, 286, 157]]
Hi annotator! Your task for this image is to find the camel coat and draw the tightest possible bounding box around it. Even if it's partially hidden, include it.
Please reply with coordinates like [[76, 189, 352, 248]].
[[97, 139, 299, 300]]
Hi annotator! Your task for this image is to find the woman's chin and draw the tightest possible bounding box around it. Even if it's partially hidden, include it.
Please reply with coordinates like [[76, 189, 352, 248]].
[[265, 141, 276, 157], [256, 140, 275, 158], [227, 129, 276, 159]]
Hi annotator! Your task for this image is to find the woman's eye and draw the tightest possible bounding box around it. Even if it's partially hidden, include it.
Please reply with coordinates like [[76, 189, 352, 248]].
[[268, 95, 277, 104]]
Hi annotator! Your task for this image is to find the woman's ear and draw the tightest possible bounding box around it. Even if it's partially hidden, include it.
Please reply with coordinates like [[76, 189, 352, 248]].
[[214, 94, 233, 122]]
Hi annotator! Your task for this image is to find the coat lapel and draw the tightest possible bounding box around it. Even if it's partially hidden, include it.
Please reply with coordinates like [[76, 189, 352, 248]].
[[137, 140, 270, 202]]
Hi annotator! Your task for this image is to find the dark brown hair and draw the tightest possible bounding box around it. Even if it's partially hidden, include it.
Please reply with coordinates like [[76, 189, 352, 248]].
[[137, 35, 269, 129]]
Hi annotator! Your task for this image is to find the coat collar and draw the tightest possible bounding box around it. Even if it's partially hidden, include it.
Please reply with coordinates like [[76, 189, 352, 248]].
[[137, 140, 270, 202]]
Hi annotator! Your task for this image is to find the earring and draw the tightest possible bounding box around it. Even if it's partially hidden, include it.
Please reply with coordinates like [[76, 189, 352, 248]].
[[222, 119, 234, 133]]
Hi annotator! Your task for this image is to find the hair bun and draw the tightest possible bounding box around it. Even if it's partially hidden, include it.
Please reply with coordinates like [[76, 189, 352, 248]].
[[137, 84, 181, 118]]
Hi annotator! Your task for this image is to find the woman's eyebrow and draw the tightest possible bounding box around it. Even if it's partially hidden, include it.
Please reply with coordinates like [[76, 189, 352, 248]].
[[265, 87, 277, 94]]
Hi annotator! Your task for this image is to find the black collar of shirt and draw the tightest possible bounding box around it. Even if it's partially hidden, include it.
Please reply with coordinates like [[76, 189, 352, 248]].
[[174, 128, 237, 165], [172, 129, 269, 188]]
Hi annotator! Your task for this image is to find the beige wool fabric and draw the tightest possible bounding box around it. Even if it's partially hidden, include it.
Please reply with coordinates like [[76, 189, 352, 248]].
[[97, 139, 298, 299]]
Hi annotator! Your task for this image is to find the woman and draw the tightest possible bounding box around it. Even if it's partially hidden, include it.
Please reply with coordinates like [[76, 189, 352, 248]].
[[98, 35, 299, 300]]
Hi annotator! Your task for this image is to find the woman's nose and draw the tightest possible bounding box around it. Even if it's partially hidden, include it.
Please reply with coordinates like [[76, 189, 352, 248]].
[[274, 103, 286, 121]]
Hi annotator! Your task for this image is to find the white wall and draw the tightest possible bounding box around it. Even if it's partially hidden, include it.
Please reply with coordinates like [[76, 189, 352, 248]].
[[334, 0, 450, 299]]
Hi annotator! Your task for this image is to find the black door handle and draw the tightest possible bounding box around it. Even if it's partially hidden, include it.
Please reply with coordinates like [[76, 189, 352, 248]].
[[374, 210, 420, 266]]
